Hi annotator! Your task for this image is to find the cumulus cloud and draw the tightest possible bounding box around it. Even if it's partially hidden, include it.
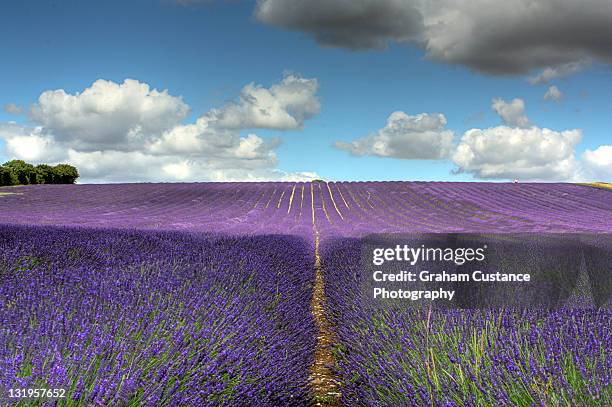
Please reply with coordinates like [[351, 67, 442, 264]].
[[60, 149, 312, 183], [452, 126, 582, 181], [582, 145, 612, 180], [0, 123, 64, 162], [29, 79, 190, 152], [332, 96, 607, 182], [0, 75, 321, 182], [204, 74, 319, 130], [3, 103, 23, 115], [65, 150, 171, 182], [255, 0, 612, 76], [334, 111, 454, 159], [148, 117, 281, 166], [451, 97, 588, 180], [544, 86, 563, 102], [331, 97, 603, 182], [491, 98, 530, 127]]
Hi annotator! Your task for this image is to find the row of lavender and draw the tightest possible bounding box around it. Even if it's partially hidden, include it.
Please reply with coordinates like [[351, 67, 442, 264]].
[[1, 182, 610, 235], [321, 237, 611, 406], [0, 225, 316, 405]]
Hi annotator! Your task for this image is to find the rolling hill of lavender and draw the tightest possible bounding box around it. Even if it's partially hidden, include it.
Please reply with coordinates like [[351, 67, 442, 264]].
[[0, 182, 610, 406], [0, 182, 610, 235]]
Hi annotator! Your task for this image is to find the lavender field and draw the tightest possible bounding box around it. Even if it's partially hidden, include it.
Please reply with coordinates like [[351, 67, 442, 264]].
[[0, 181, 610, 406], [1, 182, 610, 235]]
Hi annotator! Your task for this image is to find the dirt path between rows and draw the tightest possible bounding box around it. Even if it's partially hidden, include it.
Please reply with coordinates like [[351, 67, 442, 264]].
[[308, 228, 342, 406]]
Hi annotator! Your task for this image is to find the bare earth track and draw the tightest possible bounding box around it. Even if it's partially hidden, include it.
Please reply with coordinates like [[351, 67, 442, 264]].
[[308, 184, 342, 405], [308, 230, 341, 406]]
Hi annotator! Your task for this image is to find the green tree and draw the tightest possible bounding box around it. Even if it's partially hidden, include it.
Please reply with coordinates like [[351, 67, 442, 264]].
[[35, 164, 55, 184], [0, 166, 17, 186], [52, 164, 79, 184], [2, 160, 35, 185]]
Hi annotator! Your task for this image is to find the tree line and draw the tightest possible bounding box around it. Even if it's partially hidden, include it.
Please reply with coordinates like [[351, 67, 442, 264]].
[[0, 160, 79, 186]]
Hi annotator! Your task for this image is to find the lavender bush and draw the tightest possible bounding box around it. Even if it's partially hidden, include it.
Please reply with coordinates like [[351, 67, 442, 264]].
[[323, 238, 611, 406], [0, 225, 315, 405]]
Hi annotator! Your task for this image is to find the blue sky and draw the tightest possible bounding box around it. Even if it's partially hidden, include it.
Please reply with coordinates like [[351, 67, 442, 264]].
[[0, 0, 610, 182]]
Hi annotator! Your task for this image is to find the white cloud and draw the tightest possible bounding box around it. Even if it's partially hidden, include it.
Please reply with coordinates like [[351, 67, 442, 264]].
[[1, 75, 321, 182], [64, 147, 317, 183], [57, 149, 267, 183], [453, 98, 586, 180], [149, 117, 280, 165], [544, 86, 563, 102], [162, 161, 192, 180], [0, 123, 64, 162], [204, 74, 320, 130], [256, 1, 612, 77], [274, 170, 320, 182], [29, 79, 190, 151], [5, 133, 59, 163], [3, 103, 23, 115], [334, 111, 454, 159], [328, 96, 607, 182], [491, 98, 530, 128], [200, 168, 320, 183], [66, 149, 168, 182], [452, 126, 582, 181], [148, 117, 219, 155], [331, 97, 607, 182], [582, 145, 612, 180], [529, 61, 589, 85], [234, 134, 275, 159]]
